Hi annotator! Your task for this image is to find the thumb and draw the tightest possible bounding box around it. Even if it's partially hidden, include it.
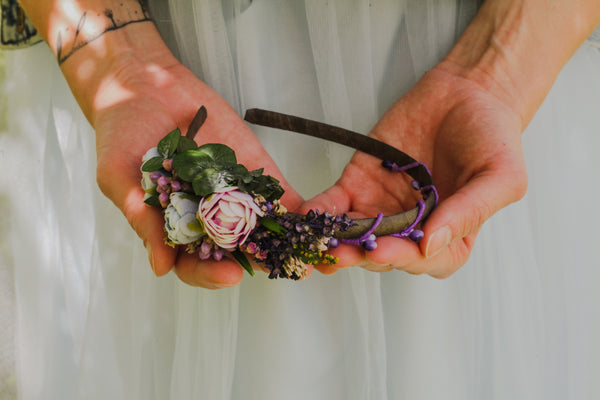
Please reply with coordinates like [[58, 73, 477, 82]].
[[422, 166, 528, 261], [299, 184, 352, 215], [97, 159, 177, 276]]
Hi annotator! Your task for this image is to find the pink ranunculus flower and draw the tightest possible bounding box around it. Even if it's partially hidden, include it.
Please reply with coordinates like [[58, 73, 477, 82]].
[[198, 187, 264, 250]]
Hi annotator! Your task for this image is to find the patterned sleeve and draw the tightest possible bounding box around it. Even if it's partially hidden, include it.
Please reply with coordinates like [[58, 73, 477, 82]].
[[1, 0, 42, 49]]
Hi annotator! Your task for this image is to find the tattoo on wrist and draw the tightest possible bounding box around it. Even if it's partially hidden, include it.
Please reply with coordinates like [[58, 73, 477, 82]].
[[56, 0, 151, 65]]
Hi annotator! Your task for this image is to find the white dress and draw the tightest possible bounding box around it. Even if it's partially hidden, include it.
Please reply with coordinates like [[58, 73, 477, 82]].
[[1, 1, 599, 399]]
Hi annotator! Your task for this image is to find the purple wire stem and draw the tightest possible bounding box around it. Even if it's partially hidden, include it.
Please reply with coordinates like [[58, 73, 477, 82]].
[[336, 160, 438, 250]]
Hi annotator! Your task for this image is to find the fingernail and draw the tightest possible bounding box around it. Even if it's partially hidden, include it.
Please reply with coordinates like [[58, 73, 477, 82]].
[[425, 226, 452, 259]]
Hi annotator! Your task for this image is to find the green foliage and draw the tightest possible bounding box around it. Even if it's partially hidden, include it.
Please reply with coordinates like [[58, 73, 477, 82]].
[[260, 217, 288, 235], [177, 135, 198, 153], [144, 195, 161, 207], [145, 127, 285, 201], [174, 142, 283, 200], [232, 249, 255, 276], [141, 156, 164, 172], [157, 128, 181, 158]]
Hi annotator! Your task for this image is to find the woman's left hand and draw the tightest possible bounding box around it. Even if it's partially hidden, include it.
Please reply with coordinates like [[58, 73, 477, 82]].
[[302, 65, 527, 278]]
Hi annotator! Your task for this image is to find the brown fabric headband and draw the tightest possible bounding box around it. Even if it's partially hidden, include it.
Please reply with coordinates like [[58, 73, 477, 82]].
[[243, 108, 438, 241]]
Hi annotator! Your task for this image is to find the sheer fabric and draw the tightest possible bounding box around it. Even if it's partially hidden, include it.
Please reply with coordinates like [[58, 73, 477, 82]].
[[2, 1, 600, 399]]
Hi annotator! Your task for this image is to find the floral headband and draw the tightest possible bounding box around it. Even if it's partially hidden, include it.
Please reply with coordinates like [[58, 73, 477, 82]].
[[141, 107, 438, 280]]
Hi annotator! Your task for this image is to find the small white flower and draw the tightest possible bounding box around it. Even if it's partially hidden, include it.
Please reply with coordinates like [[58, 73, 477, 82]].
[[198, 187, 264, 250], [164, 192, 204, 245]]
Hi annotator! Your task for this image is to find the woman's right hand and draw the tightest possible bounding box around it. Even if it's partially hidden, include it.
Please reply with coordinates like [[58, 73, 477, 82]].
[[65, 23, 303, 288], [16, 0, 302, 288]]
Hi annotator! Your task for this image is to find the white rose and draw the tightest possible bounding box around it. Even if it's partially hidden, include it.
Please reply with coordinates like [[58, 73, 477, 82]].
[[164, 192, 204, 245]]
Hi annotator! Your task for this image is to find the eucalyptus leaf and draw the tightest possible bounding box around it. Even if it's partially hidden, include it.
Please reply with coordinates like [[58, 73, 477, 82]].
[[173, 150, 216, 182], [226, 164, 252, 184], [141, 156, 165, 172], [197, 143, 237, 166], [232, 249, 255, 276], [158, 128, 181, 158], [177, 136, 198, 152], [229, 164, 249, 175], [192, 168, 224, 197]]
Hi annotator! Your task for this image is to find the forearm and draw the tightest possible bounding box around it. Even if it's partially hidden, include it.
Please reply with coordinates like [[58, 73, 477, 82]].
[[441, 0, 600, 129], [17, 0, 178, 124]]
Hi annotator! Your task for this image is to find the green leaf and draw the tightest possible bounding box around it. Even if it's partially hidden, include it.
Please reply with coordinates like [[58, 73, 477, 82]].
[[197, 143, 237, 166], [226, 164, 253, 185], [249, 168, 264, 177], [260, 217, 287, 234], [232, 249, 255, 276], [177, 136, 198, 152], [144, 195, 161, 207], [192, 168, 223, 197], [158, 128, 181, 158], [173, 150, 216, 182], [247, 175, 284, 201], [141, 156, 165, 172]]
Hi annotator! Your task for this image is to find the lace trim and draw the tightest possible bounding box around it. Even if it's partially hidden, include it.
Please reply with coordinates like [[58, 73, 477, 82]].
[[0, 0, 42, 49]]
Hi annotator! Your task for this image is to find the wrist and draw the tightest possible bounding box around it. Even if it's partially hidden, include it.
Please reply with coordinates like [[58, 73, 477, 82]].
[[440, 0, 600, 130], [60, 20, 179, 124], [18, 0, 180, 124]]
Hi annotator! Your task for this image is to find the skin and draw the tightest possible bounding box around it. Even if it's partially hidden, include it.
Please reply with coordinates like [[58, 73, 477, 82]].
[[17, 0, 600, 286]]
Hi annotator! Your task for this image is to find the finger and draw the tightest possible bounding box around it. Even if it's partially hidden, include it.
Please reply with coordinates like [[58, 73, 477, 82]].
[[361, 235, 422, 269], [302, 187, 369, 274], [314, 265, 339, 275], [421, 161, 527, 262], [98, 158, 177, 276], [325, 243, 365, 268], [300, 184, 351, 215], [423, 233, 477, 278], [174, 252, 244, 289], [122, 187, 177, 276]]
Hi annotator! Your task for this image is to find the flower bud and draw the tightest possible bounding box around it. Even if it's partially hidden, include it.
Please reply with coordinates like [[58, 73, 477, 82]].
[[171, 180, 182, 192], [162, 158, 174, 172], [159, 192, 170, 208]]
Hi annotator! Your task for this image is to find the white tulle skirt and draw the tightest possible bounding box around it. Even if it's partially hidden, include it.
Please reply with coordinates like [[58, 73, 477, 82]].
[[2, 1, 600, 399]]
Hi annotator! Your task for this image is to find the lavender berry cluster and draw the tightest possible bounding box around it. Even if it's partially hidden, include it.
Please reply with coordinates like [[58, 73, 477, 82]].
[[141, 127, 353, 280], [243, 207, 354, 280]]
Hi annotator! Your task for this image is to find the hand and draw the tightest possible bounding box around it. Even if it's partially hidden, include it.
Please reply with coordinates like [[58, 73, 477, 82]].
[[93, 57, 304, 288], [303, 65, 527, 278], [300, 0, 600, 279], [14, 2, 304, 288]]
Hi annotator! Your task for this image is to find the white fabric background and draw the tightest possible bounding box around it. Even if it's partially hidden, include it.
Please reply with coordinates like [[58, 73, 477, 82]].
[[1, 1, 599, 399]]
